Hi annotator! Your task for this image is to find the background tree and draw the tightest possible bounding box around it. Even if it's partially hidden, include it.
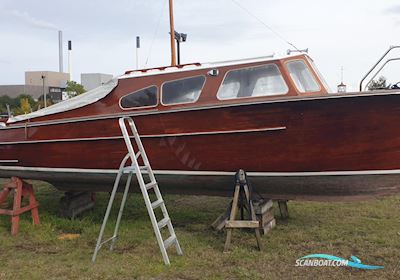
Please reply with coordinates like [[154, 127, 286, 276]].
[[0, 94, 39, 116], [368, 76, 391, 91], [36, 95, 54, 110], [20, 98, 31, 114], [65, 81, 86, 98]]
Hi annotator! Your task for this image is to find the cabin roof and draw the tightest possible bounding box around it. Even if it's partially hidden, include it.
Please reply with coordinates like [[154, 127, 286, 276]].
[[119, 53, 304, 80]]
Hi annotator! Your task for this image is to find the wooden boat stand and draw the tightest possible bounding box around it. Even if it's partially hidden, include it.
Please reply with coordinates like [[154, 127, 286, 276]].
[[223, 170, 262, 251], [59, 192, 96, 219], [0, 177, 40, 235], [278, 200, 289, 219]]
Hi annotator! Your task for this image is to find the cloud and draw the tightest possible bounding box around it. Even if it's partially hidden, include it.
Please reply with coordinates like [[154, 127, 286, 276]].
[[3, 9, 59, 30]]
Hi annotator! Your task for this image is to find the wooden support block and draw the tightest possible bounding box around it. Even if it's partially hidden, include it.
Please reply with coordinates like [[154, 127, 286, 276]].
[[225, 220, 260, 229], [59, 192, 95, 219], [257, 208, 275, 228], [253, 199, 273, 215], [260, 219, 276, 235], [278, 200, 289, 219]]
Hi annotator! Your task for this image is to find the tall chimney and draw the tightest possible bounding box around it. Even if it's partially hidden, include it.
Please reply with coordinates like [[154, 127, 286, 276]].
[[136, 36, 140, 69], [68, 40, 72, 80], [58, 30, 63, 73]]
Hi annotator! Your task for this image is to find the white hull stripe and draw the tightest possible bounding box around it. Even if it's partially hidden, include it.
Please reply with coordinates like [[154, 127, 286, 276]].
[[0, 160, 18, 163], [1, 165, 400, 177], [0, 126, 286, 145]]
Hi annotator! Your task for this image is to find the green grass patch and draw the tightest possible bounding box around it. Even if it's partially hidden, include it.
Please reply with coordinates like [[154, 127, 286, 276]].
[[0, 179, 399, 279]]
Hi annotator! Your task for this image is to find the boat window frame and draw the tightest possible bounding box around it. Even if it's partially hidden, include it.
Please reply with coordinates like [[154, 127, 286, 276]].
[[118, 85, 159, 111], [216, 63, 289, 101], [284, 59, 321, 93], [306, 56, 332, 93], [161, 75, 206, 106]]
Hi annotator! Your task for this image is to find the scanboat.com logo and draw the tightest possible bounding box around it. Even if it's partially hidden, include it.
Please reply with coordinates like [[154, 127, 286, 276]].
[[295, 254, 384, 270]]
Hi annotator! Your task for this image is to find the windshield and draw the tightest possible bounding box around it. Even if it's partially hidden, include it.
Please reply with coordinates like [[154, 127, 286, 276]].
[[286, 60, 320, 93]]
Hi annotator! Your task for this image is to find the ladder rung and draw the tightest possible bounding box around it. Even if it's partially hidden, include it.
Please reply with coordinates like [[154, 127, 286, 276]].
[[99, 236, 116, 247], [145, 182, 157, 190], [157, 217, 170, 229], [135, 151, 141, 159], [151, 199, 164, 209], [163, 235, 176, 249], [122, 166, 148, 173], [122, 166, 136, 173]]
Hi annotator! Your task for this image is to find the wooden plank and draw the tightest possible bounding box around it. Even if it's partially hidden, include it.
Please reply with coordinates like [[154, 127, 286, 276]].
[[260, 219, 276, 235], [225, 220, 260, 228], [254, 199, 273, 215], [211, 202, 231, 231], [278, 200, 289, 219], [243, 184, 263, 251], [257, 209, 275, 227], [224, 184, 240, 251]]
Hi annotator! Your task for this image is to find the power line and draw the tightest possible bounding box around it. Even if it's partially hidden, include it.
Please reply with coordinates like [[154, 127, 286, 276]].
[[230, 0, 300, 51], [145, 0, 168, 67]]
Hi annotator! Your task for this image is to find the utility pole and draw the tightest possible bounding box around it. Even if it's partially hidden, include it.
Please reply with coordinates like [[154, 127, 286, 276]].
[[41, 74, 47, 108]]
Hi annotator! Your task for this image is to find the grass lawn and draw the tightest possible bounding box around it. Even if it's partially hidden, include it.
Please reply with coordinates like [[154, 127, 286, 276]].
[[0, 179, 399, 280]]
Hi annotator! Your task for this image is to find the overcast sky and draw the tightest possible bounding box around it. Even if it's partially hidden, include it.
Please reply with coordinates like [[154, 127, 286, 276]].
[[1, 0, 400, 92]]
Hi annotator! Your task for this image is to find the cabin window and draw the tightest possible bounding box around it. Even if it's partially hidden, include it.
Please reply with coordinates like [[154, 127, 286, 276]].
[[286, 60, 320, 93], [162, 76, 205, 105], [217, 64, 288, 100], [120, 86, 158, 109]]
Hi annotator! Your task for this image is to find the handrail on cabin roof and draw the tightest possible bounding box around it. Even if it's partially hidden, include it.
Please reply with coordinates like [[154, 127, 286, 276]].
[[123, 54, 278, 75], [124, 63, 202, 75]]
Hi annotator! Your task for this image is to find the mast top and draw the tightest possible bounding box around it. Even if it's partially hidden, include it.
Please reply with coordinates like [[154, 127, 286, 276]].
[[169, 0, 177, 66]]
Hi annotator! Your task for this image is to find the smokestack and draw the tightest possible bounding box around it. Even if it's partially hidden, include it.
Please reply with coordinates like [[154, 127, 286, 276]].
[[136, 36, 140, 69], [68, 40, 72, 80], [58, 30, 63, 72]]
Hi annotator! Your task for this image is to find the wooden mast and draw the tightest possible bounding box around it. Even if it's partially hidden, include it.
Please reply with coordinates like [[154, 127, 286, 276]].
[[169, 0, 177, 66]]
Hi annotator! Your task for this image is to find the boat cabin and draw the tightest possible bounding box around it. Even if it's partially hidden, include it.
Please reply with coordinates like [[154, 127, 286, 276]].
[[3, 54, 329, 125]]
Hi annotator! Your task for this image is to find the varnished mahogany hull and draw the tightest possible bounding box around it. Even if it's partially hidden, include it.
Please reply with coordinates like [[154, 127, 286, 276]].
[[2, 92, 400, 200]]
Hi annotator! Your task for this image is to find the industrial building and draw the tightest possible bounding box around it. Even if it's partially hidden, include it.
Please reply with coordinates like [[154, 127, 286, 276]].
[[81, 73, 113, 91], [0, 71, 70, 103]]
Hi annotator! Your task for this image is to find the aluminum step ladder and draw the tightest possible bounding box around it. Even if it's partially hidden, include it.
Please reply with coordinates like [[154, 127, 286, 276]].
[[92, 117, 183, 265]]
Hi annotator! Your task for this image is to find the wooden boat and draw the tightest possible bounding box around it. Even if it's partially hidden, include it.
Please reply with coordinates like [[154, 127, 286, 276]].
[[2, 53, 400, 201], [1, 3, 400, 201]]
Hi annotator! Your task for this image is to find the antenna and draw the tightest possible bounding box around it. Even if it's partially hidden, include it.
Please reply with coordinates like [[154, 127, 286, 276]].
[[337, 66, 347, 93], [341, 66, 344, 83]]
